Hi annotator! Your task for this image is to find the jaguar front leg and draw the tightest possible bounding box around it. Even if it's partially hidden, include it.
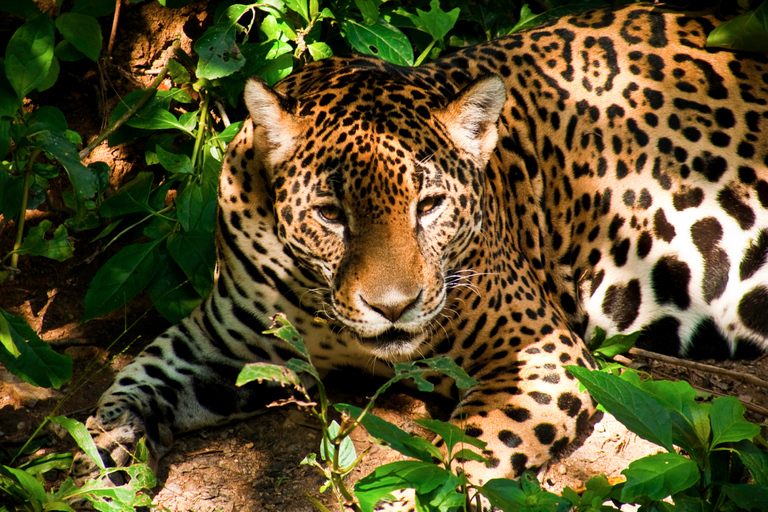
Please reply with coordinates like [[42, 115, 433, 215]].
[[446, 332, 598, 487]]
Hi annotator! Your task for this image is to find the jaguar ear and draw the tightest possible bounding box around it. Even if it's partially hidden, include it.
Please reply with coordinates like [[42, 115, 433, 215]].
[[435, 75, 506, 163], [244, 77, 304, 164]]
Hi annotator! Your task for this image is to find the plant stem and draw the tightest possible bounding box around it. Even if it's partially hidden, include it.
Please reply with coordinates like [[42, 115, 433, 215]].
[[190, 93, 211, 170], [79, 40, 181, 160], [414, 39, 437, 67], [10, 148, 43, 269]]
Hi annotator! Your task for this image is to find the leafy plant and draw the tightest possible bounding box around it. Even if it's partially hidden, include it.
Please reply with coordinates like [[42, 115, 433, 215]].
[[567, 364, 768, 512], [0, 416, 156, 512]]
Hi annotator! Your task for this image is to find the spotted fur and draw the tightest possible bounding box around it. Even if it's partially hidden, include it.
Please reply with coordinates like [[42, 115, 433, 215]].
[[74, 3, 768, 506]]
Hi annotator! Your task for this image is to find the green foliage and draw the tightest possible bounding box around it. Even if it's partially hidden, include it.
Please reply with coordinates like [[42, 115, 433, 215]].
[[568, 352, 768, 512], [707, 1, 768, 53]]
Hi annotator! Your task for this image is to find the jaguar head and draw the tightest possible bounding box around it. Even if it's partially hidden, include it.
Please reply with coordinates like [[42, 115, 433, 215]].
[[244, 68, 505, 360]]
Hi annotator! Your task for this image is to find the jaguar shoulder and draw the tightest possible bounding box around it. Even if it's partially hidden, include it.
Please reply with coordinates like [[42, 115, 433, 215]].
[[73, 3, 768, 508]]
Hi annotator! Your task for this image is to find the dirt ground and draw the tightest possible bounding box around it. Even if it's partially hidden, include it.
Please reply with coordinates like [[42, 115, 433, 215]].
[[1, 1, 767, 511]]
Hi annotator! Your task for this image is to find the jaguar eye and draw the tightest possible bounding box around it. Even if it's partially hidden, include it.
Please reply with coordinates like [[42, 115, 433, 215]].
[[417, 195, 444, 215], [318, 204, 344, 223]]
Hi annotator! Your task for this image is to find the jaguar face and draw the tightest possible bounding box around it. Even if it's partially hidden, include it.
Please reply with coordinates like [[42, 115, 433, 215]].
[[243, 73, 506, 359]]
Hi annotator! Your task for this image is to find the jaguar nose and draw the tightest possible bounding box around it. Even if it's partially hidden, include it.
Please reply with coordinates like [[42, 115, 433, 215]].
[[362, 291, 422, 323]]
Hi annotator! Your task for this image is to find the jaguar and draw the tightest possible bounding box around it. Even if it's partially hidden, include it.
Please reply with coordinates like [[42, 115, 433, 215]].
[[74, 2, 768, 508]]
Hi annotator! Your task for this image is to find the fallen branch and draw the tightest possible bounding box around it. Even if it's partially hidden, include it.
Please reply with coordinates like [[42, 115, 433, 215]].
[[629, 347, 768, 390]]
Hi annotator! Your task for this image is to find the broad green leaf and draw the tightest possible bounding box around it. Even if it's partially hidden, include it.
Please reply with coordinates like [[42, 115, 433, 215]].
[[176, 179, 217, 232], [286, 357, 321, 382], [734, 439, 768, 486], [593, 331, 638, 358], [36, 54, 59, 91], [707, 2, 768, 53], [415, 418, 486, 456], [55, 13, 102, 61], [55, 40, 87, 62], [264, 313, 311, 360], [31, 129, 97, 199], [14, 220, 73, 261], [415, 0, 460, 41], [5, 14, 55, 98], [236, 361, 303, 388], [340, 18, 413, 66], [0, 309, 72, 388], [319, 420, 357, 472], [167, 230, 215, 297], [82, 238, 164, 321], [155, 145, 193, 175], [49, 416, 105, 470], [2, 466, 46, 504], [419, 356, 477, 389], [194, 4, 250, 80], [620, 453, 699, 502], [0, 61, 19, 118], [167, 58, 190, 85], [18, 452, 73, 475], [307, 41, 333, 61], [0, 171, 24, 222], [285, 0, 309, 22], [710, 396, 760, 447], [126, 106, 191, 133], [353, 0, 379, 25], [146, 256, 201, 323], [335, 404, 440, 463], [722, 483, 768, 510], [452, 448, 487, 464], [99, 171, 152, 217], [567, 366, 674, 451], [478, 478, 526, 510], [354, 460, 460, 512]]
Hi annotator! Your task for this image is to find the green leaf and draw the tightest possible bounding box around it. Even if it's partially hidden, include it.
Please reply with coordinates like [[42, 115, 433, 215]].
[[236, 361, 303, 389], [354, 460, 460, 512], [1, 466, 46, 504], [176, 179, 217, 232], [31, 129, 97, 199], [264, 313, 311, 360], [707, 2, 768, 53], [566, 366, 674, 451], [82, 238, 164, 321], [452, 448, 487, 464], [55, 40, 87, 62], [319, 420, 357, 472], [722, 483, 768, 511], [415, 418, 486, 456], [36, 54, 59, 91], [5, 14, 55, 98], [286, 357, 321, 382], [307, 41, 333, 61], [18, 452, 73, 475], [14, 220, 74, 261], [734, 439, 768, 486], [710, 396, 760, 447], [284, 0, 309, 22], [99, 171, 152, 217], [419, 356, 477, 390], [194, 4, 250, 80], [0, 309, 72, 388], [49, 416, 105, 470], [155, 145, 193, 175], [145, 255, 202, 323], [509, 2, 607, 35], [166, 230, 215, 297], [125, 105, 191, 133], [168, 58, 191, 85], [335, 404, 440, 463], [340, 17, 413, 66], [0, 61, 19, 118], [593, 331, 638, 358], [477, 478, 526, 510], [353, 0, 379, 25], [55, 13, 102, 61], [415, 0, 460, 41], [620, 453, 699, 502]]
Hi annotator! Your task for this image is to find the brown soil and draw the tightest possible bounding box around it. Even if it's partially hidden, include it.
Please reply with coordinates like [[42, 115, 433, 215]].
[[1, 2, 767, 511]]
